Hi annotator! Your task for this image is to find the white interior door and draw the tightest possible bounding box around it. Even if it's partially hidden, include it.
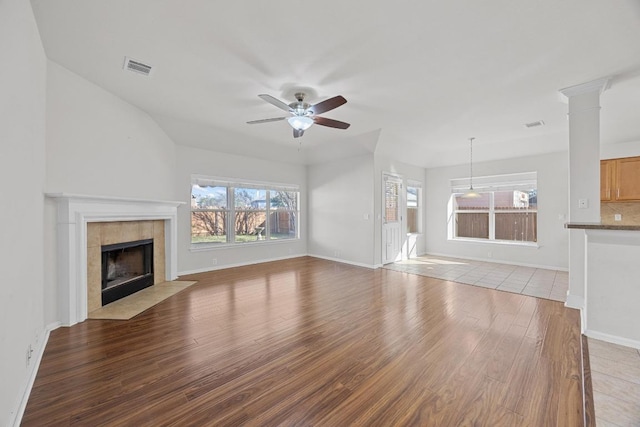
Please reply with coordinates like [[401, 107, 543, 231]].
[[382, 173, 403, 264]]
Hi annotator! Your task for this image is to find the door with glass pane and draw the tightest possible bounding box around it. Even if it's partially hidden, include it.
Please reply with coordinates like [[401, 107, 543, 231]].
[[382, 173, 403, 264]]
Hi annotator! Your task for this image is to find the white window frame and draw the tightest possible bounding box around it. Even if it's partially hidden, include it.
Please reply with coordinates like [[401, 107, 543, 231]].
[[190, 175, 300, 249], [406, 180, 422, 235], [448, 172, 538, 246]]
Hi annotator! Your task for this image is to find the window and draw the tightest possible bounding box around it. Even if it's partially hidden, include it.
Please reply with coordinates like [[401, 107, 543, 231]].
[[191, 176, 299, 246], [384, 178, 400, 223], [191, 185, 228, 243], [407, 182, 422, 234], [269, 190, 298, 240], [449, 172, 537, 244]]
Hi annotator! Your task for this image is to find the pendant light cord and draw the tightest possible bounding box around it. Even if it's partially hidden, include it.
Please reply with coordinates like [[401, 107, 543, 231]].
[[469, 137, 475, 190]]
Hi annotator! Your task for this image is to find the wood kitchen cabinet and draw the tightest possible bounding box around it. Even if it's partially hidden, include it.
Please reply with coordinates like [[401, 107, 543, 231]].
[[601, 156, 640, 202], [600, 160, 614, 201]]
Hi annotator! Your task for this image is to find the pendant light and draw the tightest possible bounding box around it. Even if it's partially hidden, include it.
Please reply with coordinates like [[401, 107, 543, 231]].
[[462, 137, 481, 198]]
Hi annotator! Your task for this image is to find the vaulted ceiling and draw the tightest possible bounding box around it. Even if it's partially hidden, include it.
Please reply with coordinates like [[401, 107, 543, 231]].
[[31, 0, 640, 167]]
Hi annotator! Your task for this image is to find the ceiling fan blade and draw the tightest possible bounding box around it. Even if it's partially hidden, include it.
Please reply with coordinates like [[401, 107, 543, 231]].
[[247, 117, 287, 124], [293, 128, 304, 138], [309, 95, 347, 115], [258, 94, 293, 113], [313, 116, 351, 130]]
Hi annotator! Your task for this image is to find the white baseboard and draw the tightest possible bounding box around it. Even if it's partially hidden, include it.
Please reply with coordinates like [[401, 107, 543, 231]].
[[425, 251, 569, 272], [585, 329, 640, 350], [178, 254, 307, 276], [309, 254, 377, 270], [564, 294, 585, 311], [10, 322, 58, 427], [179, 254, 379, 276], [178, 253, 307, 276]]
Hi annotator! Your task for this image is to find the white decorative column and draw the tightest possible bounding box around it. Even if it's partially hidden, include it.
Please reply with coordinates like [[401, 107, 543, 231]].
[[559, 77, 610, 325]]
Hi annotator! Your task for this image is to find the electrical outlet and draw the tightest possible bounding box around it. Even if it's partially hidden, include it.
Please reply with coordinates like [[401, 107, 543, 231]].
[[212, 258, 217, 265], [614, 214, 622, 221]]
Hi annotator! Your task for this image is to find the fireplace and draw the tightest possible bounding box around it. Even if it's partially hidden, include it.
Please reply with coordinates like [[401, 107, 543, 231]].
[[101, 238, 154, 305], [46, 193, 184, 326]]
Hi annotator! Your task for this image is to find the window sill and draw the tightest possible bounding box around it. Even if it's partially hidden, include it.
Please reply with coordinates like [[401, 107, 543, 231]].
[[190, 238, 300, 252], [449, 237, 538, 248]]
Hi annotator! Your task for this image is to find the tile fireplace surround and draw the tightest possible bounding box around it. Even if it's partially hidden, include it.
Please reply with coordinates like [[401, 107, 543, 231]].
[[86, 220, 164, 313], [47, 193, 184, 326]]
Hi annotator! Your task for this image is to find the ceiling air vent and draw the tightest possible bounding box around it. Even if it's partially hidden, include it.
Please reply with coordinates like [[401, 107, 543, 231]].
[[524, 120, 545, 128], [123, 57, 154, 76]]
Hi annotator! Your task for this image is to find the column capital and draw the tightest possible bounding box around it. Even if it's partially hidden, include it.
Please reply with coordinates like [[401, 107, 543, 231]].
[[558, 77, 611, 103]]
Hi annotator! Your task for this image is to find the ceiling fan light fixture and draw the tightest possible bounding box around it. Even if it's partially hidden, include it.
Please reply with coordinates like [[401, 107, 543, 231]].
[[288, 116, 314, 131]]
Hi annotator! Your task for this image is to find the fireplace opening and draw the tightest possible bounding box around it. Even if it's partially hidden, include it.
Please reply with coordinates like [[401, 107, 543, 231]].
[[101, 238, 154, 306]]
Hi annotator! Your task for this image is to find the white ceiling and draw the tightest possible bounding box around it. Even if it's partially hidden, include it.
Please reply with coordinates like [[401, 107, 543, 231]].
[[31, 0, 640, 168]]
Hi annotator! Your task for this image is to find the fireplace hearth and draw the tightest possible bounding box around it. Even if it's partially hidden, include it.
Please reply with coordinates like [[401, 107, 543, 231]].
[[101, 238, 154, 305]]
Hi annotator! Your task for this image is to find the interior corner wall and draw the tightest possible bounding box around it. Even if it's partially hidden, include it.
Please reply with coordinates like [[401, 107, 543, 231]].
[[0, 0, 47, 425], [425, 151, 569, 270], [45, 61, 178, 200], [373, 155, 428, 266], [308, 153, 375, 267], [175, 145, 307, 274]]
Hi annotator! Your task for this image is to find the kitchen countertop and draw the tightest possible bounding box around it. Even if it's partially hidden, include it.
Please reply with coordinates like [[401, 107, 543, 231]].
[[564, 222, 640, 231]]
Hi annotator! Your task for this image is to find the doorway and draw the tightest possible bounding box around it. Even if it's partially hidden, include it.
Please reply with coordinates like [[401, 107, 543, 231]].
[[382, 173, 403, 264]]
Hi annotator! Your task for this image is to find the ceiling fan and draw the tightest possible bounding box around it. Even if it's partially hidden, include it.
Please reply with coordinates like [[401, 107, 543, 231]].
[[247, 92, 350, 138]]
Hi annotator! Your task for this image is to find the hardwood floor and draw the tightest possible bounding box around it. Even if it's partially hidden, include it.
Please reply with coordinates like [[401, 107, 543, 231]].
[[23, 256, 584, 426]]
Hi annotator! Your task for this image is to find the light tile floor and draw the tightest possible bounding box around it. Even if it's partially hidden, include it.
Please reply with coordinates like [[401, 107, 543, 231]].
[[88, 280, 197, 320], [385, 255, 568, 302], [588, 338, 640, 426]]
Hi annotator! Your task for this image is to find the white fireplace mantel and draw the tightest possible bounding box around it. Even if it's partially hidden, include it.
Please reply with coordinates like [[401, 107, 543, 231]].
[[46, 193, 185, 326]]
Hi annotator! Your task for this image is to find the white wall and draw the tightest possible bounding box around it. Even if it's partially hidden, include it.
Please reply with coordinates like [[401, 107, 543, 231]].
[[46, 61, 178, 200], [601, 140, 640, 159], [308, 153, 376, 267], [374, 155, 427, 265], [425, 151, 569, 270], [44, 61, 179, 324], [176, 145, 307, 274], [585, 230, 640, 348], [0, 0, 47, 424]]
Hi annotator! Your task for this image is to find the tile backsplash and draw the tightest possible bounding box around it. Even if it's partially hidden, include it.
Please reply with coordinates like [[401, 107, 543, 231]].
[[601, 202, 640, 225]]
